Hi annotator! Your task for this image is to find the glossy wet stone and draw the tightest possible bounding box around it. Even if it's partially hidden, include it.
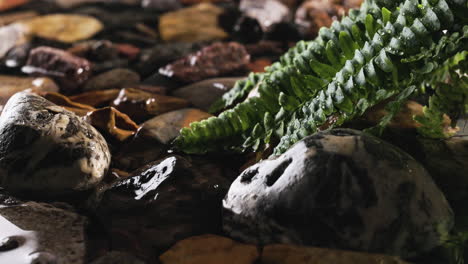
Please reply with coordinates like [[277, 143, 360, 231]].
[[223, 129, 454, 257], [262, 245, 410, 264], [172, 77, 242, 111], [69, 89, 121, 108], [139, 108, 212, 144], [0, 92, 110, 196], [159, 3, 228, 42], [111, 88, 189, 123], [0, 199, 86, 264], [68, 40, 119, 62], [0, 75, 59, 108], [95, 155, 230, 261], [159, 42, 250, 83], [2, 42, 32, 68], [84, 106, 139, 142], [137, 42, 203, 78], [23, 46, 92, 93], [41, 92, 95, 117], [83, 68, 141, 92], [159, 234, 259, 264]]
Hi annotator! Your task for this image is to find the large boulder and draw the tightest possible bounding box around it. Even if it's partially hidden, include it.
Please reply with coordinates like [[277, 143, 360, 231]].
[[223, 129, 454, 257], [0, 92, 111, 196]]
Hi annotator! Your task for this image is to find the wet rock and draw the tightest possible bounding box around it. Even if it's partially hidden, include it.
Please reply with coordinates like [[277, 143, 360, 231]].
[[69, 89, 121, 108], [112, 128, 167, 171], [137, 42, 203, 78], [90, 251, 145, 264], [41, 92, 96, 116], [160, 234, 259, 264], [95, 155, 230, 260], [159, 3, 228, 42], [139, 108, 212, 144], [83, 68, 141, 92], [172, 77, 242, 111], [22, 46, 92, 93], [261, 244, 410, 264], [239, 0, 291, 32], [0, 75, 59, 108], [0, 199, 87, 263], [84, 106, 139, 142], [295, 0, 346, 39], [21, 14, 103, 43], [0, 0, 29, 11], [2, 42, 32, 68], [111, 88, 189, 123], [159, 42, 250, 83], [0, 23, 30, 60], [0, 92, 110, 196], [68, 40, 119, 62], [223, 129, 454, 257]]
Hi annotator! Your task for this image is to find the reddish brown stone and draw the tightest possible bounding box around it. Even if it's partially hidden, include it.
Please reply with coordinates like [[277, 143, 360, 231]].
[[84, 106, 139, 142], [159, 42, 250, 83], [111, 88, 189, 123], [23, 46, 92, 93], [247, 58, 273, 73], [116, 43, 141, 60], [41, 92, 96, 116], [295, 0, 346, 39]]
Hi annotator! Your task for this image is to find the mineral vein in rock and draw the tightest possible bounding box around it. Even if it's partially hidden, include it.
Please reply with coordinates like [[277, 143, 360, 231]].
[[175, 0, 468, 155]]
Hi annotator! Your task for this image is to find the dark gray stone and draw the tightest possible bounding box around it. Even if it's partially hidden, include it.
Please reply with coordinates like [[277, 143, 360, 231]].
[[0, 92, 111, 196], [172, 77, 243, 111], [223, 129, 454, 258], [95, 155, 230, 260], [0, 199, 87, 264], [90, 251, 145, 264]]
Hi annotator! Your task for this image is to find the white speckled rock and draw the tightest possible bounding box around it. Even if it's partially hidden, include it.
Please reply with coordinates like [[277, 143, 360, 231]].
[[0, 91, 110, 196], [223, 129, 454, 258]]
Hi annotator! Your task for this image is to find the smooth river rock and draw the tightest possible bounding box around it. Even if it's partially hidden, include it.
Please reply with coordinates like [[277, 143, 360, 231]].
[[223, 129, 454, 257], [0, 92, 111, 196]]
